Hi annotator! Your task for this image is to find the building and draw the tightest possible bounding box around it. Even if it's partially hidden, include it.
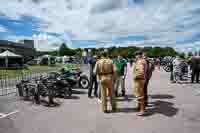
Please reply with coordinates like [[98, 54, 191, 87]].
[[0, 40, 36, 62]]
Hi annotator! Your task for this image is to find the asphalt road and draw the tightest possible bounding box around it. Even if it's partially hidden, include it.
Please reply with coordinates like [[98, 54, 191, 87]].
[[0, 66, 200, 133]]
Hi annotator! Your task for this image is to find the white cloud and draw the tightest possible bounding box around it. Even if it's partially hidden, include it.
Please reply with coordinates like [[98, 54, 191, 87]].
[[0, 0, 200, 51], [0, 26, 7, 32]]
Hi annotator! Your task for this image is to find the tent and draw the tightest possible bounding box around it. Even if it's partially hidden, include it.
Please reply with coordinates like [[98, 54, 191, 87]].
[[0, 50, 22, 67]]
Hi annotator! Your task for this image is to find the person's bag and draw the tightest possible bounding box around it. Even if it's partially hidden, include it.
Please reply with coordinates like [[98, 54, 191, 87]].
[[134, 60, 145, 80], [97, 59, 113, 75]]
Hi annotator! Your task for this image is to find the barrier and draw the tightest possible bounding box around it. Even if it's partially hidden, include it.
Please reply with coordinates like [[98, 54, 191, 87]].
[[0, 63, 85, 96], [0, 70, 48, 96]]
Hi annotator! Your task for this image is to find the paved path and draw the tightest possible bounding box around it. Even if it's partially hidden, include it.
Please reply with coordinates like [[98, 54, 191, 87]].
[[0, 68, 200, 133]]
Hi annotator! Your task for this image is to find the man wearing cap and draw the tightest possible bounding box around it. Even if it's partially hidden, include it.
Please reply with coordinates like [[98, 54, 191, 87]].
[[133, 50, 147, 116], [94, 51, 117, 113]]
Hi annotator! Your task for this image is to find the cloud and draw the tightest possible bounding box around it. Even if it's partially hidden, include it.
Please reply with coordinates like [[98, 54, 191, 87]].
[[0, 26, 7, 32], [0, 0, 200, 51]]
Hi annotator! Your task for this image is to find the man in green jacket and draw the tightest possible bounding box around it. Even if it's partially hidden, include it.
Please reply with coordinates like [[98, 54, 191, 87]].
[[113, 55, 128, 97]]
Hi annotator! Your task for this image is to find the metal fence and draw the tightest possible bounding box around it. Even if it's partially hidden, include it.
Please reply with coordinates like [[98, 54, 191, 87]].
[[0, 63, 88, 96], [0, 71, 48, 96]]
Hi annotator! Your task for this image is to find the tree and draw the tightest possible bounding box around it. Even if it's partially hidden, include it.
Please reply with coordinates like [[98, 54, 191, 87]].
[[179, 52, 186, 59], [59, 43, 67, 56], [188, 51, 193, 57]]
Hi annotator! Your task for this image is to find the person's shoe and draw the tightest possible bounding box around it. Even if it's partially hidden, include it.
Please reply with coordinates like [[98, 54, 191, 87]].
[[103, 110, 109, 113], [121, 90, 126, 97], [136, 111, 145, 116], [88, 95, 93, 99], [112, 108, 117, 113], [97, 99, 102, 103], [134, 107, 140, 112], [94, 93, 98, 98], [115, 91, 118, 97]]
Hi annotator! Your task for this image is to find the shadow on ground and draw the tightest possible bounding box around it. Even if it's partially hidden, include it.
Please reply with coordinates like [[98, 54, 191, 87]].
[[116, 107, 137, 113], [150, 94, 175, 99], [144, 100, 179, 117], [40, 99, 62, 108], [65, 96, 80, 100], [72, 90, 87, 95]]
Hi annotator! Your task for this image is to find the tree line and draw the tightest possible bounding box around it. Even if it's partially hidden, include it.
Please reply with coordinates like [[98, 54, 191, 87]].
[[47, 43, 190, 58]]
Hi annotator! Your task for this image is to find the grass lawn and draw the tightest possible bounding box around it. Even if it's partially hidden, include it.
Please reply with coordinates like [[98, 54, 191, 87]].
[[0, 64, 81, 79]]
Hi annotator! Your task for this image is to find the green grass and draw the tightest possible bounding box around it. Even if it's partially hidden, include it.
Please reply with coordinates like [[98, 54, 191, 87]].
[[0, 64, 81, 79], [57, 64, 81, 69], [0, 69, 31, 79]]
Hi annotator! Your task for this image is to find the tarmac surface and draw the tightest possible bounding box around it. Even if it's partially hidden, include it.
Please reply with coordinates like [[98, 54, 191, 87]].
[[0, 66, 200, 133]]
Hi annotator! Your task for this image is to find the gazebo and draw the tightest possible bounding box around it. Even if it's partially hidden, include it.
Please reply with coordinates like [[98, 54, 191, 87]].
[[0, 50, 23, 68]]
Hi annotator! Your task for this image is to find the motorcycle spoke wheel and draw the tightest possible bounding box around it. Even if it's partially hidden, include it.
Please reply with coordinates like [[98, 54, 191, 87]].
[[80, 78, 89, 89], [64, 88, 72, 99]]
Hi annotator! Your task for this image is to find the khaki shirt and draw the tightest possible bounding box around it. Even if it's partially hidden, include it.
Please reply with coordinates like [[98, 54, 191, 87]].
[[133, 58, 147, 80], [94, 58, 117, 81]]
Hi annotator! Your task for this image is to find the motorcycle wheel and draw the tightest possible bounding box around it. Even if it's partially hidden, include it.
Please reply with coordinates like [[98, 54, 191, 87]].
[[34, 87, 40, 104], [48, 89, 54, 105], [16, 84, 24, 97], [24, 87, 30, 101], [79, 76, 89, 89], [64, 87, 72, 99], [163, 66, 171, 72]]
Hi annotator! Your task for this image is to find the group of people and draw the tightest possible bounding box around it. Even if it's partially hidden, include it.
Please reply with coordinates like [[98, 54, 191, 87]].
[[170, 53, 200, 83], [87, 49, 155, 116]]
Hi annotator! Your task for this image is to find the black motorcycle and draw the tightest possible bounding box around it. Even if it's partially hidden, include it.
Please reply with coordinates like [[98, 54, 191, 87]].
[[35, 76, 72, 105], [161, 56, 175, 72], [49, 68, 89, 89]]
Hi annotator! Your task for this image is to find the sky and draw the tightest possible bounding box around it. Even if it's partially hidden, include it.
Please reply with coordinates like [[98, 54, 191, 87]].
[[0, 0, 200, 52]]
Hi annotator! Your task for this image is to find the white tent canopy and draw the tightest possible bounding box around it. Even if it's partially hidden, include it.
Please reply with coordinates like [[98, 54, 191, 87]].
[[0, 50, 22, 68], [0, 50, 22, 58]]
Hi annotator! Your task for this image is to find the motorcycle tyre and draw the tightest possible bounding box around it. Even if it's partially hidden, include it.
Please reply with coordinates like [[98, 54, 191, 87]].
[[79, 76, 89, 89]]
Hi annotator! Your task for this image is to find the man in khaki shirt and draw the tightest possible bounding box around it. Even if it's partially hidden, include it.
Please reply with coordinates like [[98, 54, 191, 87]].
[[133, 50, 147, 116], [94, 51, 117, 113]]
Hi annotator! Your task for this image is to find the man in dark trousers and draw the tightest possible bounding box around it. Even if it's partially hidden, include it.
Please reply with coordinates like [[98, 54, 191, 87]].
[[144, 56, 155, 106], [88, 56, 98, 98], [189, 53, 200, 83]]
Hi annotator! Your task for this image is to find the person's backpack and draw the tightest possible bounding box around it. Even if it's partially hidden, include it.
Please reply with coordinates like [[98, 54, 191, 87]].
[[96, 59, 114, 75], [134, 59, 145, 80]]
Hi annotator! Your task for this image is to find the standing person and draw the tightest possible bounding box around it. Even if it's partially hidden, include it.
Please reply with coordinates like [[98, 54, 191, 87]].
[[156, 58, 160, 70], [173, 56, 184, 83], [133, 50, 147, 116], [144, 57, 155, 107], [94, 51, 117, 113], [113, 55, 128, 97], [190, 53, 200, 83], [88, 56, 98, 98], [170, 60, 174, 83], [82, 49, 88, 64], [125, 57, 134, 91]]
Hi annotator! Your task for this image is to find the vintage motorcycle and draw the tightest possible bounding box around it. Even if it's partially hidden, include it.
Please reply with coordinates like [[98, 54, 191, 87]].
[[35, 75, 73, 105], [49, 68, 89, 89]]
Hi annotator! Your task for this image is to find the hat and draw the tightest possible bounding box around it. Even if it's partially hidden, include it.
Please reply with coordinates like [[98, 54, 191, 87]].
[[134, 49, 143, 56]]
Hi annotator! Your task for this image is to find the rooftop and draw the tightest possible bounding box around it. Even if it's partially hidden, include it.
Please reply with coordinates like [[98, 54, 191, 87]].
[[0, 40, 34, 49]]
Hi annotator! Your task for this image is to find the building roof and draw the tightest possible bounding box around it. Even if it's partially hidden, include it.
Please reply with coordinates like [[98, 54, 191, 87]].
[[0, 40, 34, 49]]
